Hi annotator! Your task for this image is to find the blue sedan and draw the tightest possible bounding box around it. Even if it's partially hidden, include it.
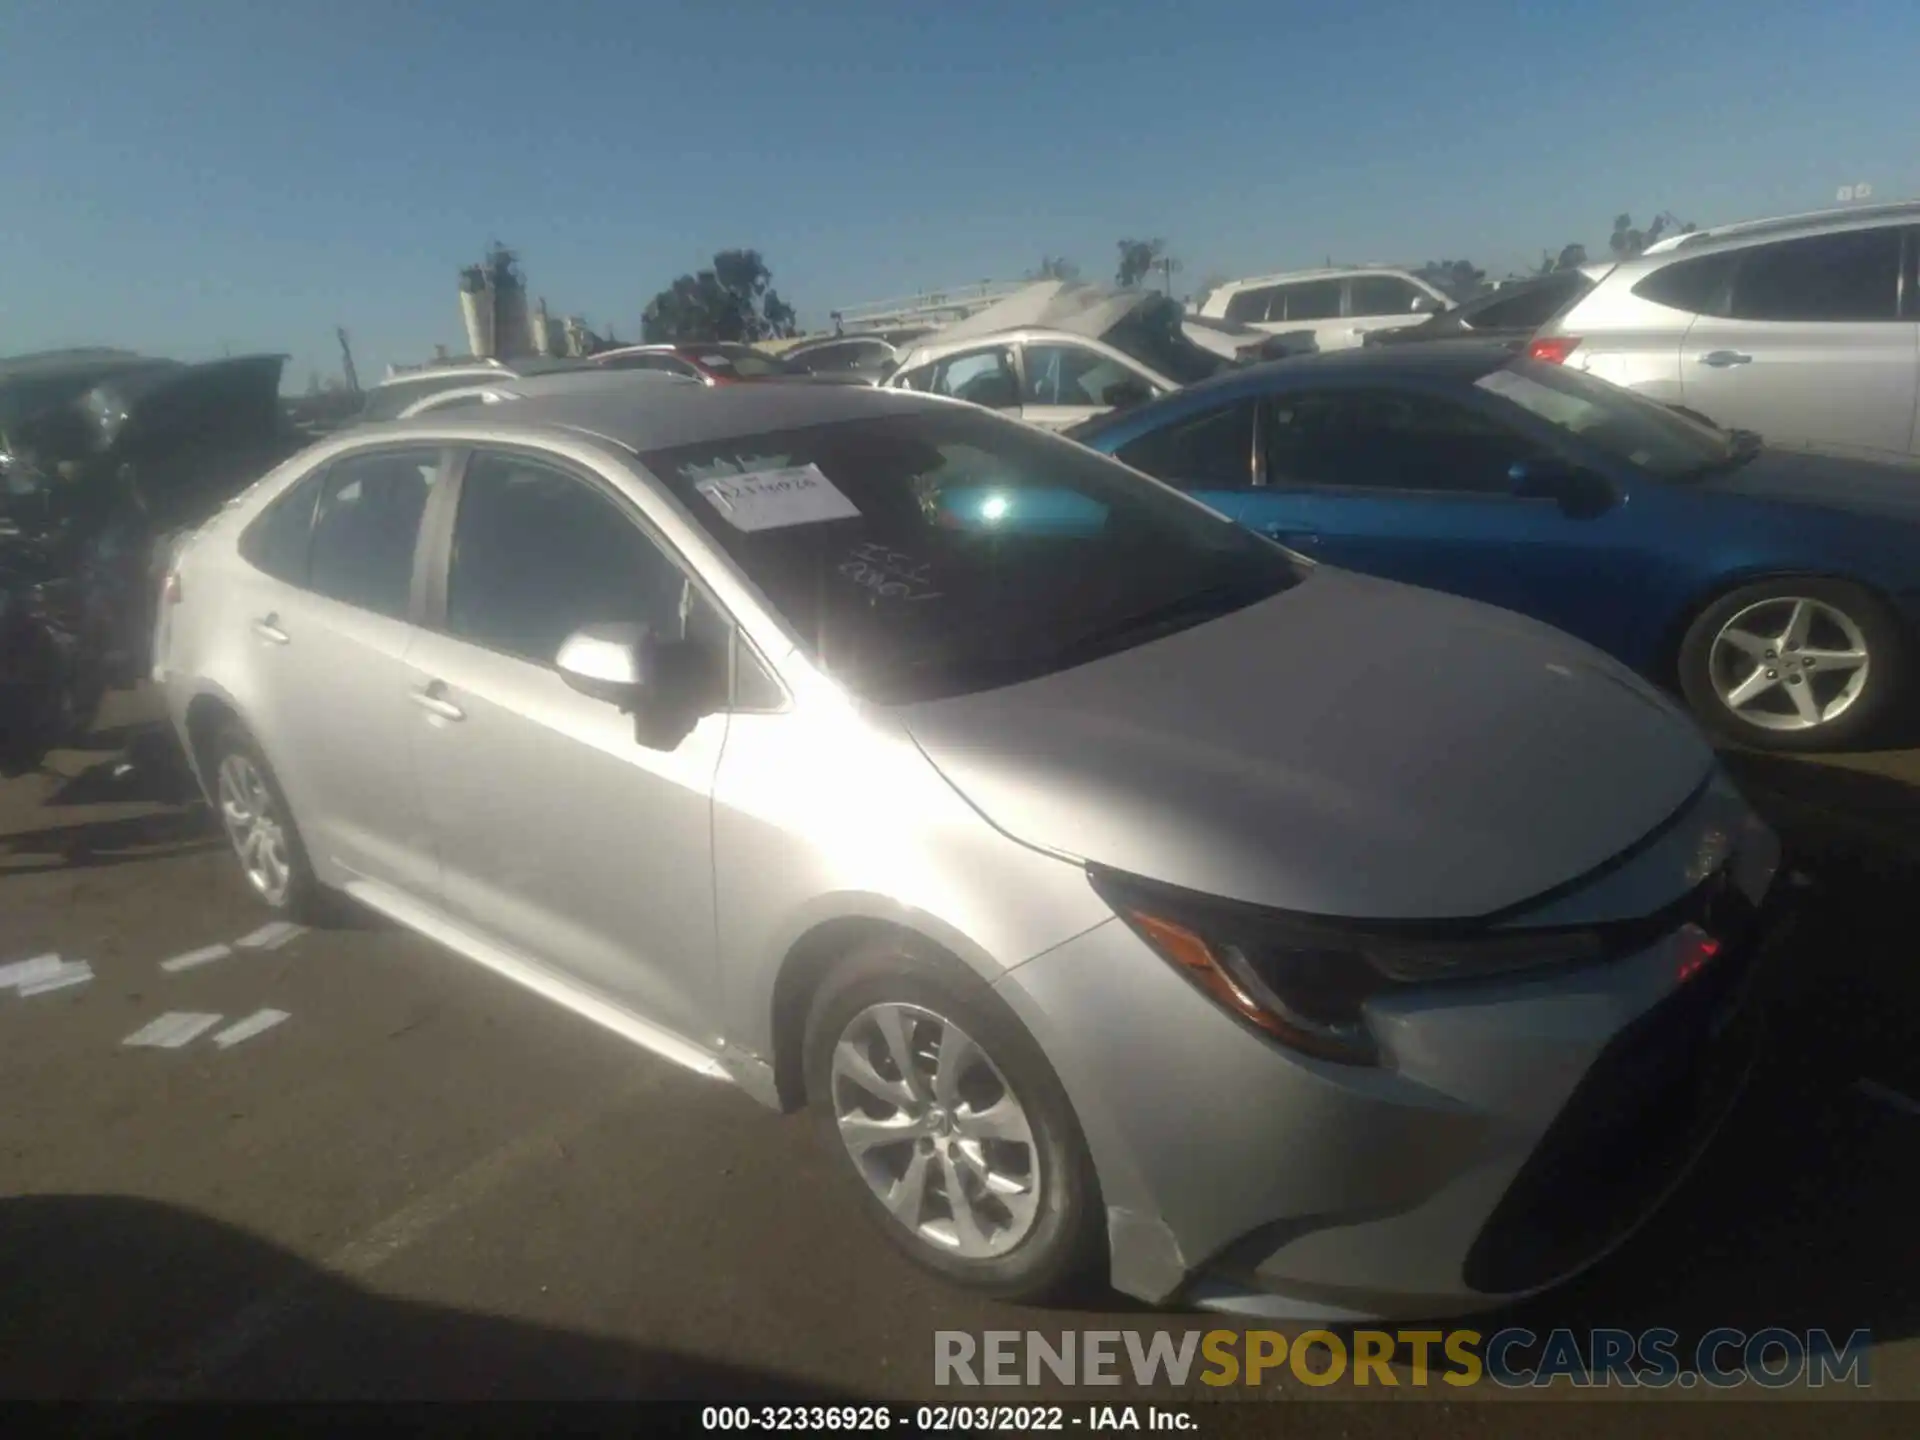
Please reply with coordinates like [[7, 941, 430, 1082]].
[[1071, 342, 1920, 751]]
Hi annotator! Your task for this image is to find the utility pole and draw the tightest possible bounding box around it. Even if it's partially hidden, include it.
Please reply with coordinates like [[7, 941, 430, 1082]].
[[336, 327, 361, 395], [1156, 255, 1181, 296]]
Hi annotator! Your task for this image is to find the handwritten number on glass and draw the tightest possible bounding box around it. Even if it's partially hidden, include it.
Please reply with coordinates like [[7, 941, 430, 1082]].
[[839, 542, 943, 603]]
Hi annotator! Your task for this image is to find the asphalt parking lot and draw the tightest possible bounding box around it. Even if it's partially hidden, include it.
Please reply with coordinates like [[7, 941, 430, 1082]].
[[2, 687, 1917, 1416]]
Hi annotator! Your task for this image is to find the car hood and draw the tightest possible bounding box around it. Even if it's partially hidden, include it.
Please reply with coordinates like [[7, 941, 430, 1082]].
[[898, 567, 1713, 921], [1689, 446, 1920, 524]]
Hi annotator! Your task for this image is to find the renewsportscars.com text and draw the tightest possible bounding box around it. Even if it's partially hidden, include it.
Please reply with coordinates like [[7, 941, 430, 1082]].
[[934, 1327, 1872, 1390]]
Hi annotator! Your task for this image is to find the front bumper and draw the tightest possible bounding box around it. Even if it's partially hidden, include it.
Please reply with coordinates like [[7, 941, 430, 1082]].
[[992, 808, 1787, 1320]]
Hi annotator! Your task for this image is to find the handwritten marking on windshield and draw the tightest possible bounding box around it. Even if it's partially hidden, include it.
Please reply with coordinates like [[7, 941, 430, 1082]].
[[839, 541, 943, 602]]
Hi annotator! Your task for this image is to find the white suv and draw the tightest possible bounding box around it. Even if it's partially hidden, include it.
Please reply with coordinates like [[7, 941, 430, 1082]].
[[1530, 203, 1920, 457], [1194, 267, 1451, 350]]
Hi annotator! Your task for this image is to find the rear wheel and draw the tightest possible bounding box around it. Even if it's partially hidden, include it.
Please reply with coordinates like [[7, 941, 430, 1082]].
[[1678, 577, 1906, 752], [206, 720, 328, 922], [803, 938, 1105, 1302]]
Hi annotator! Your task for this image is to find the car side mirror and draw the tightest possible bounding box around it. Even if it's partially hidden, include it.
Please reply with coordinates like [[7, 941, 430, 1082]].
[[556, 622, 652, 708], [1102, 378, 1153, 410], [1410, 295, 1443, 314], [1508, 456, 1615, 517], [556, 620, 726, 750]]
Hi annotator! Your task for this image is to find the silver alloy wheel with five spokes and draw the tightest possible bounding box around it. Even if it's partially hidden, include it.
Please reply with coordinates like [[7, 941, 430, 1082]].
[[830, 1002, 1041, 1260], [216, 752, 293, 905], [1708, 595, 1871, 733]]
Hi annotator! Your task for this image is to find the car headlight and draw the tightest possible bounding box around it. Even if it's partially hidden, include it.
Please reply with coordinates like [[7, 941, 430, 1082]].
[[1088, 867, 1612, 1066]]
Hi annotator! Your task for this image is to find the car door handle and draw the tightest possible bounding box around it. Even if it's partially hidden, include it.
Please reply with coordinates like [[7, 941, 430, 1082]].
[[1699, 350, 1752, 368], [251, 614, 290, 645], [410, 682, 466, 722]]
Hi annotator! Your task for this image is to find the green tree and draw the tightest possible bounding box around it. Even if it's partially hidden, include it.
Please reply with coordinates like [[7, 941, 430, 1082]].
[[641, 249, 799, 344], [1116, 237, 1167, 288], [1028, 255, 1081, 282], [1413, 259, 1487, 301], [1609, 211, 1696, 259], [1534, 243, 1591, 276]]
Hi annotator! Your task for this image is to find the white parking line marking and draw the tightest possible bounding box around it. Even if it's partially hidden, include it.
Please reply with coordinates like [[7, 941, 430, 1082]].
[[160, 943, 233, 973], [107, 1080, 652, 1401], [122, 1012, 224, 1049], [210, 1008, 289, 1049], [234, 922, 304, 951], [18, 962, 93, 997], [0, 954, 66, 990], [1855, 1078, 1920, 1118]]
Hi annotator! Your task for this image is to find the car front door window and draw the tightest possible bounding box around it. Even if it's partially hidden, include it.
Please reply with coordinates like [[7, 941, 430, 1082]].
[[931, 348, 1020, 409], [1114, 399, 1258, 493], [1265, 390, 1537, 494], [1347, 276, 1424, 318], [1020, 345, 1142, 409], [446, 451, 722, 668]]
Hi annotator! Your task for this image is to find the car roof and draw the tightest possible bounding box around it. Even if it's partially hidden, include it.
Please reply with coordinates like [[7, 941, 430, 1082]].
[[363, 373, 951, 454], [1075, 340, 1517, 434], [1211, 266, 1427, 294], [1615, 201, 1920, 269], [1644, 199, 1920, 255], [374, 356, 590, 388]]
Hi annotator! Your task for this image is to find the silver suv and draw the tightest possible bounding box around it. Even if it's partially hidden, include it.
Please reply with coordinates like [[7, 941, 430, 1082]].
[[1531, 203, 1920, 457]]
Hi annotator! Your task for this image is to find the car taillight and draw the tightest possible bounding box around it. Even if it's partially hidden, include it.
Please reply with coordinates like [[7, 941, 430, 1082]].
[[1528, 336, 1581, 365]]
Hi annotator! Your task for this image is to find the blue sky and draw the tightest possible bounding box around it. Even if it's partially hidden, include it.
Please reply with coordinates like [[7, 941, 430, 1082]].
[[3, 0, 1915, 384]]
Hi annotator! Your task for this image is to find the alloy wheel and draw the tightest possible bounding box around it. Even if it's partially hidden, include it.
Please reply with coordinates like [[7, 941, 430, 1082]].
[[216, 752, 293, 905], [1708, 595, 1871, 733], [829, 1002, 1042, 1260]]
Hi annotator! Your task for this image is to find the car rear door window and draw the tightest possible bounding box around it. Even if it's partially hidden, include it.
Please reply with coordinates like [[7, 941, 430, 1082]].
[[1275, 281, 1344, 323], [1266, 389, 1536, 494], [1224, 286, 1281, 324], [238, 470, 326, 583], [1631, 253, 1737, 316], [446, 450, 721, 668], [1726, 228, 1902, 322], [1469, 277, 1588, 331], [306, 449, 438, 619], [1114, 399, 1258, 488], [1347, 276, 1424, 317]]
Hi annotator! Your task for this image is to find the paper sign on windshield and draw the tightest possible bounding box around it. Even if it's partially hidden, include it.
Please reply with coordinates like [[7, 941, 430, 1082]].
[[695, 463, 862, 532]]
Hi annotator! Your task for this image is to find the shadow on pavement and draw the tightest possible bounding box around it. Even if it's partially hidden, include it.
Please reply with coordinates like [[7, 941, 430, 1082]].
[[45, 725, 201, 809], [0, 1194, 863, 1406], [0, 809, 223, 874]]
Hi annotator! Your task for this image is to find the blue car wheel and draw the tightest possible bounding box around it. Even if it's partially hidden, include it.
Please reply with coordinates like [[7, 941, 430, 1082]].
[[1676, 576, 1907, 752]]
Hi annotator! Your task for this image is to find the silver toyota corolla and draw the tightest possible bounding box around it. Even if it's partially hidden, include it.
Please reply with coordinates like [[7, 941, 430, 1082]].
[[154, 378, 1785, 1319]]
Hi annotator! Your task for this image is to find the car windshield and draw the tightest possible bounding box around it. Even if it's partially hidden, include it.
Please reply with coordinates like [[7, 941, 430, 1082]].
[[1475, 360, 1736, 480], [1104, 300, 1226, 386], [702, 345, 798, 379], [636, 407, 1300, 704]]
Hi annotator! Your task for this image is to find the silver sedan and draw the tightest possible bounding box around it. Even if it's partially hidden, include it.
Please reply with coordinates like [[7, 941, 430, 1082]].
[[154, 377, 1786, 1318]]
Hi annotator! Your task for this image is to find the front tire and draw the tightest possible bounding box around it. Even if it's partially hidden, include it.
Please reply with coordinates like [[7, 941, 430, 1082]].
[[803, 938, 1105, 1302], [1677, 577, 1906, 752], [206, 719, 328, 923]]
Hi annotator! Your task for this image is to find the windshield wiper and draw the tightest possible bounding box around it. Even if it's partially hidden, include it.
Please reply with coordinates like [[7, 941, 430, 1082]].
[[1047, 582, 1262, 670], [1677, 427, 1763, 480]]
